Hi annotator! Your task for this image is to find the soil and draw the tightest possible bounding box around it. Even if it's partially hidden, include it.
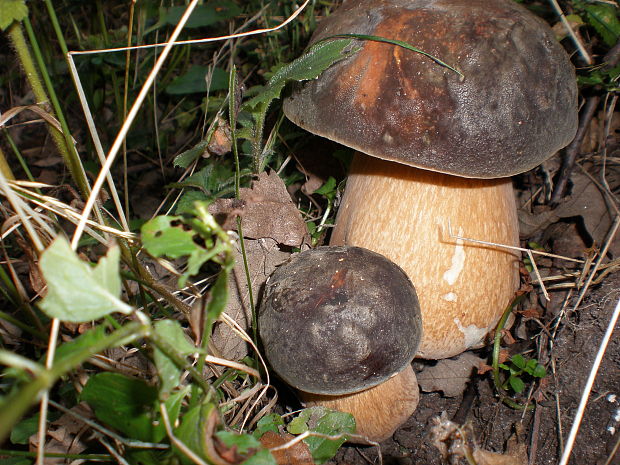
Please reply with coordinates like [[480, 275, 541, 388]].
[[330, 266, 620, 465]]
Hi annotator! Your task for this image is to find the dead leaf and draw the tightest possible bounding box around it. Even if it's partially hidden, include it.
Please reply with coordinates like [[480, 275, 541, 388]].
[[431, 413, 527, 465], [29, 403, 92, 464], [210, 171, 310, 247], [259, 431, 314, 465], [519, 171, 620, 257], [417, 352, 484, 397], [209, 237, 291, 360], [207, 116, 232, 156]]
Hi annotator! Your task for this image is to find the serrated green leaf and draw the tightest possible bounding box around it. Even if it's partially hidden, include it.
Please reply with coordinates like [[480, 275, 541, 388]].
[[176, 190, 212, 215], [173, 140, 209, 169], [246, 39, 356, 110], [81, 372, 157, 441], [0, 0, 28, 30], [508, 376, 525, 394], [153, 320, 196, 395], [141, 216, 198, 258], [585, 4, 620, 47], [38, 237, 132, 322], [165, 66, 229, 95]]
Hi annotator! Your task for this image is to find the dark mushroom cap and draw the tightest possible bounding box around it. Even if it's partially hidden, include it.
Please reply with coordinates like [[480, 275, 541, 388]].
[[283, 0, 578, 178], [258, 246, 422, 395]]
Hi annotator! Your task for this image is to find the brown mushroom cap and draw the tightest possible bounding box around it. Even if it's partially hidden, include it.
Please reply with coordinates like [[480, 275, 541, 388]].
[[258, 246, 422, 395], [283, 0, 578, 178]]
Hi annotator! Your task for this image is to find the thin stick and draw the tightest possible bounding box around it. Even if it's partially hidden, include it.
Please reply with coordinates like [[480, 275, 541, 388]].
[[558, 295, 620, 465], [70, 0, 201, 248], [67, 1, 310, 56], [548, 0, 592, 64]]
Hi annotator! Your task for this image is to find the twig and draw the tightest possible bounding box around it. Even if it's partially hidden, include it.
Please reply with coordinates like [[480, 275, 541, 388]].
[[558, 295, 620, 465], [548, 0, 592, 64], [550, 96, 600, 204]]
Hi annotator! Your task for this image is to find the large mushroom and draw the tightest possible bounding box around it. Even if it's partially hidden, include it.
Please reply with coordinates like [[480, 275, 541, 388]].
[[283, 0, 578, 359], [259, 246, 422, 442]]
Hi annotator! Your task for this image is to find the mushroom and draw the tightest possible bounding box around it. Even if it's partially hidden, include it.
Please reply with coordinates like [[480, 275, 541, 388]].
[[259, 246, 422, 442], [283, 0, 578, 359]]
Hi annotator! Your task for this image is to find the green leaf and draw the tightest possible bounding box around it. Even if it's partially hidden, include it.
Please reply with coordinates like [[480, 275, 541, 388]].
[[287, 407, 355, 464], [173, 140, 209, 169], [253, 413, 284, 438], [165, 66, 229, 95], [246, 39, 357, 110], [53, 325, 108, 365], [242, 449, 278, 465], [153, 320, 196, 395], [10, 414, 39, 445], [327, 33, 462, 76], [141, 216, 198, 258], [153, 385, 191, 442], [314, 177, 337, 202], [215, 432, 277, 465], [81, 372, 157, 441], [174, 401, 218, 464], [511, 354, 526, 370], [203, 269, 230, 332], [38, 237, 132, 322], [532, 364, 547, 378], [215, 431, 261, 454], [585, 4, 620, 47], [508, 376, 525, 394], [0, 0, 28, 30], [176, 190, 212, 215]]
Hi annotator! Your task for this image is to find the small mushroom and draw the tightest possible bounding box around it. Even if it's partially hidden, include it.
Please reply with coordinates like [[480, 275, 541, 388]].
[[283, 0, 578, 359], [259, 246, 422, 442]]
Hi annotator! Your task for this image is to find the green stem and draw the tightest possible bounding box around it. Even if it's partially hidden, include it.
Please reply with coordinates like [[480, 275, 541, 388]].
[[229, 67, 256, 342], [8, 21, 90, 200], [3, 130, 36, 183], [119, 242, 193, 316], [492, 293, 534, 411], [148, 327, 215, 397]]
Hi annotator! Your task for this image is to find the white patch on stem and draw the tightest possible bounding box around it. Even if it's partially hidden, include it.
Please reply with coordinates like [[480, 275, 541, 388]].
[[443, 227, 465, 285], [454, 318, 486, 348]]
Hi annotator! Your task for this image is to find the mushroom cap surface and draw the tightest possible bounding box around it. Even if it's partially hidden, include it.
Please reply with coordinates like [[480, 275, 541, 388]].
[[283, 0, 578, 178], [259, 246, 422, 395]]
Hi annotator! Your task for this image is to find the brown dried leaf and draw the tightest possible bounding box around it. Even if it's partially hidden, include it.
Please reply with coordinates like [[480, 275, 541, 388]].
[[210, 171, 310, 247], [209, 238, 291, 360], [519, 171, 620, 256], [259, 431, 314, 465], [29, 403, 92, 464], [207, 116, 232, 156], [417, 352, 484, 397]]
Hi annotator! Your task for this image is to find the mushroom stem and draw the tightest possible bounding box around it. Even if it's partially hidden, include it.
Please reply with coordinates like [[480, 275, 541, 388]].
[[301, 365, 419, 443], [330, 153, 520, 359]]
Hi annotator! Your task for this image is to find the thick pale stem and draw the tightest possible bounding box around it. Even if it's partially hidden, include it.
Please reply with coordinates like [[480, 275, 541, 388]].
[[331, 153, 520, 359], [301, 365, 419, 442]]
